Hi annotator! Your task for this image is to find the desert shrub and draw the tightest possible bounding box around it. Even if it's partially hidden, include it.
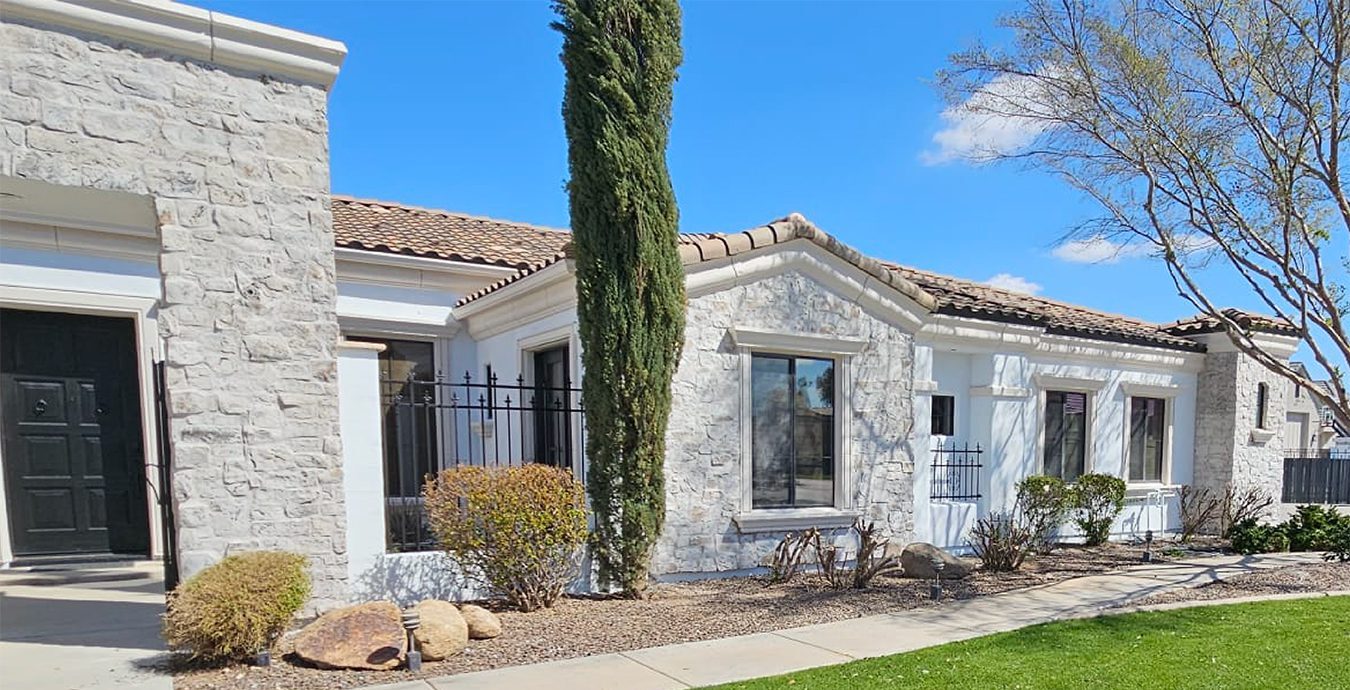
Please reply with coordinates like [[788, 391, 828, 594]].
[[1283, 505, 1349, 552], [1015, 475, 1070, 553], [968, 511, 1035, 572], [1177, 484, 1220, 542], [1228, 518, 1290, 555], [163, 551, 309, 662], [766, 528, 818, 585], [1071, 473, 1126, 546], [769, 520, 898, 590], [1219, 484, 1275, 538], [423, 464, 588, 611], [1323, 518, 1350, 563]]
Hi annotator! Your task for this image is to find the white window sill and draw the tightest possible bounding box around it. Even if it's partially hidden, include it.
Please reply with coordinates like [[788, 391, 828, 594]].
[[1125, 483, 1180, 499], [1250, 429, 1277, 444], [733, 507, 860, 533]]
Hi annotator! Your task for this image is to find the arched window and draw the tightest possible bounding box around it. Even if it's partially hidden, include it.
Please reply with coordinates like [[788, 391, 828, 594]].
[[1256, 382, 1269, 429]]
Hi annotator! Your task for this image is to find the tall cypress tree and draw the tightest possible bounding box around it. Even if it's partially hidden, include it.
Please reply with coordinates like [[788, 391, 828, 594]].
[[553, 0, 685, 597]]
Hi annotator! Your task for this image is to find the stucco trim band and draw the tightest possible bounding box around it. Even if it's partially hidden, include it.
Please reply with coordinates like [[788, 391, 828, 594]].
[[1, 0, 347, 88]]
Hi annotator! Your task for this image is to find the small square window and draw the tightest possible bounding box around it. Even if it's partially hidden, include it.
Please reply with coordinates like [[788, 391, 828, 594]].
[[931, 395, 955, 437]]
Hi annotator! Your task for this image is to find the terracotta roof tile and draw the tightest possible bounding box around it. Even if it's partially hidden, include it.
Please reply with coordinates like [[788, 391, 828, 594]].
[[883, 264, 1206, 351], [343, 198, 1283, 353], [1163, 308, 1300, 336], [332, 195, 570, 269]]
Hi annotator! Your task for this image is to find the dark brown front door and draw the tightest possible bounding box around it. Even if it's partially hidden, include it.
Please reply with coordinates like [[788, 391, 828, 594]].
[[1, 309, 150, 558]]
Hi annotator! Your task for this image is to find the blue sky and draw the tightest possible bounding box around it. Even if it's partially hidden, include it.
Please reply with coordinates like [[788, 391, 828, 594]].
[[198, 0, 1258, 325]]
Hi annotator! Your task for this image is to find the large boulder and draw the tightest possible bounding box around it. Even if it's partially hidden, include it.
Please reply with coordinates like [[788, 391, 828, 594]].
[[413, 599, 468, 661], [459, 604, 502, 640], [889, 542, 974, 580], [293, 601, 406, 670]]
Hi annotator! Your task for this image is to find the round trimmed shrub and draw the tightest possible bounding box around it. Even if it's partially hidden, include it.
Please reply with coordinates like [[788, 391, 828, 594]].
[[1071, 474, 1127, 546], [163, 551, 310, 661], [1016, 475, 1070, 552], [423, 464, 588, 612]]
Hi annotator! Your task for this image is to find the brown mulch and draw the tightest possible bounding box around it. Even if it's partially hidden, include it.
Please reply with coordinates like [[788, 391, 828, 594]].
[[1125, 560, 1350, 607], [170, 543, 1158, 690]]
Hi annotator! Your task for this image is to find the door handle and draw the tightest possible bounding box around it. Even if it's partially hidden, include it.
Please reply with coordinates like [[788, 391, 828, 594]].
[[33, 399, 47, 416]]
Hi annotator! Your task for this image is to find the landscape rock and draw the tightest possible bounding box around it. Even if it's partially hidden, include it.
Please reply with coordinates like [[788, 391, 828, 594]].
[[413, 599, 468, 660], [293, 601, 406, 670], [889, 541, 974, 579], [460, 604, 503, 639]]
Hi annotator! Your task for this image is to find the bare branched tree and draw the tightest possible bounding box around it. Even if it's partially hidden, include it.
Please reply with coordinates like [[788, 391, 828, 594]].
[[937, 0, 1350, 429]]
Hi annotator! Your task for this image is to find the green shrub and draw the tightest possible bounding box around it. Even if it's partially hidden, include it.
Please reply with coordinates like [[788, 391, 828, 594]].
[[1016, 475, 1071, 553], [1323, 518, 1350, 562], [163, 551, 309, 661], [1284, 505, 1348, 551], [1229, 518, 1290, 555], [968, 511, 1036, 572], [423, 464, 588, 611], [1070, 474, 1126, 546]]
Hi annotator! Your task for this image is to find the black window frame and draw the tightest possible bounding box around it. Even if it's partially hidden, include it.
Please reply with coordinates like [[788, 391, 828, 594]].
[[749, 352, 838, 510], [1256, 382, 1269, 429], [931, 395, 955, 437]]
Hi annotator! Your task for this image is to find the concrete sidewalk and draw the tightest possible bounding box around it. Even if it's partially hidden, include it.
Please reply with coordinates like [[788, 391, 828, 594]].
[[370, 552, 1326, 690], [0, 563, 171, 690]]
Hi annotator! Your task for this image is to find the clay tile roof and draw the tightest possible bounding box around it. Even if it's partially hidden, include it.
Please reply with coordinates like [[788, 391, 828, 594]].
[[332, 195, 570, 270], [882, 264, 1207, 351], [1163, 308, 1300, 337], [350, 198, 1257, 353]]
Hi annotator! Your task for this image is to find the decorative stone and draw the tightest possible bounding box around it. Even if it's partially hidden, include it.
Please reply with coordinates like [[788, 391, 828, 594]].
[[413, 599, 468, 661], [890, 541, 973, 580], [459, 604, 502, 640], [293, 602, 405, 670]]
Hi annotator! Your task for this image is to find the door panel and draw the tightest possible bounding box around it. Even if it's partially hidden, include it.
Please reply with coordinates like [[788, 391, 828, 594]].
[[1, 308, 150, 557]]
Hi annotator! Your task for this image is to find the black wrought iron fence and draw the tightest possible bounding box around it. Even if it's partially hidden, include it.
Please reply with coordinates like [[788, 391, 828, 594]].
[[931, 441, 982, 501], [1282, 448, 1350, 504], [381, 371, 587, 551]]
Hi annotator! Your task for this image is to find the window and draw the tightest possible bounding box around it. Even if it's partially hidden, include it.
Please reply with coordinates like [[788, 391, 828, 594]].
[[750, 354, 835, 509], [1043, 390, 1088, 482], [532, 346, 573, 470], [1128, 397, 1166, 482], [1256, 383, 1269, 429], [346, 336, 439, 552], [931, 395, 955, 437]]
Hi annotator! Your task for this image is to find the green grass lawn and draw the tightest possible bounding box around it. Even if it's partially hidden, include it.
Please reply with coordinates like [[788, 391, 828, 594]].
[[705, 597, 1350, 690]]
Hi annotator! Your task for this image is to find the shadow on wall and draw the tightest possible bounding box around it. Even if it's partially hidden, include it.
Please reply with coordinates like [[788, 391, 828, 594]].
[[352, 552, 478, 606], [351, 549, 598, 605]]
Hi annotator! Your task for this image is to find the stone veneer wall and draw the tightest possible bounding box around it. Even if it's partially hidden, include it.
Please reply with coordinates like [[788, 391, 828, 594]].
[[1193, 349, 1288, 502], [654, 270, 915, 575], [1, 21, 347, 607]]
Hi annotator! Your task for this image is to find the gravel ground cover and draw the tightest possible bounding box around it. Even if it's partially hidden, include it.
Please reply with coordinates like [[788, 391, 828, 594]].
[[172, 544, 1157, 690], [1125, 560, 1350, 607]]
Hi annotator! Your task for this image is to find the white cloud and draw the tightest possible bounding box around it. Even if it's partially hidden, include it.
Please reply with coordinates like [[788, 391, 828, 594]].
[[922, 74, 1055, 165], [984, 273, 1043, 295], [1051, 236, 1150, 264]]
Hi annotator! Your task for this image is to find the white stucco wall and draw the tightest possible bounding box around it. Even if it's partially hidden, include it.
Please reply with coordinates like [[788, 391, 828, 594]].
[[911, 340, 1201, 547]]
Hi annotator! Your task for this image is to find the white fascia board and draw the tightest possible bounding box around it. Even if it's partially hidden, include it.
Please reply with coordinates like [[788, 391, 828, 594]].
[[1191, 331, 1300, 359], [2, 0, 346, 89], [335, 248, 518, 292], [456, 260, 577, 339], [918, 314, 1043, 352], [921, 314, 1205, 373]]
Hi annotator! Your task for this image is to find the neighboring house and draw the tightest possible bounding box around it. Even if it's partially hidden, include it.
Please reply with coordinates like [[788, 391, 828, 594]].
[[0, 1, 1304, 608], [1284, 362, 1338, 452]]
